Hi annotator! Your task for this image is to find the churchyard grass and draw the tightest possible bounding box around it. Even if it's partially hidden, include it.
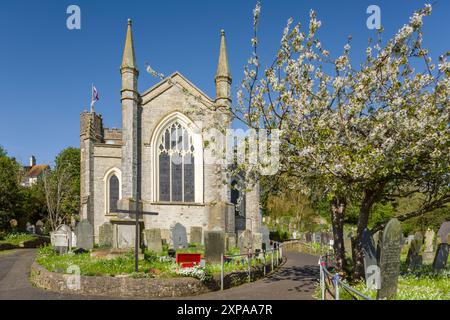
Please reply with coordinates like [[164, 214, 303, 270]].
[[36, 245, 274, 281], [319, 257, 450, 300], [0, 233, 38, 246]]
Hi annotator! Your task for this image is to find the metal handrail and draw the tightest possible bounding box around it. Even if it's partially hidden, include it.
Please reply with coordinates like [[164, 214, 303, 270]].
[[319, 254, 372, 300], [220, 242, 284, 290]]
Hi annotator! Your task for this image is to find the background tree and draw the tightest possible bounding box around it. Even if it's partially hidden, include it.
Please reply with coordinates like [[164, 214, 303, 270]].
[[43, 147, 80, 231], [0, 147, 21, 231], [228, 3, 449, 277]]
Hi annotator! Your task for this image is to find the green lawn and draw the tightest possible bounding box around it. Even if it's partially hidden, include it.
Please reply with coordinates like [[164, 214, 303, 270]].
[[35, 245, 275, 281], [0, 233, 38, 246]]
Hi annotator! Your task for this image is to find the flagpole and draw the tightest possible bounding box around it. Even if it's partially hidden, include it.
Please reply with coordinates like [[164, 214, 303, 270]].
[[90, 83, 94, 113]]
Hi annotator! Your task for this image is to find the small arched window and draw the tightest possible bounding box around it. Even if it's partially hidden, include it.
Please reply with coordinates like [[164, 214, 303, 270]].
[[109, 174, 120, 213], [158, 121, 195, 202]]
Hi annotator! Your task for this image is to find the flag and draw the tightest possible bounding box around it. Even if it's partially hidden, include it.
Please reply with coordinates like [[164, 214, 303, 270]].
[[90, 85, 99, 111]]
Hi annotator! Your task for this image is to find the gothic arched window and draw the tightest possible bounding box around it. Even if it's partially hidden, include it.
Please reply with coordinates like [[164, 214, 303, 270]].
[[158, 121, 195, 202], [109, 174, 120, 213]]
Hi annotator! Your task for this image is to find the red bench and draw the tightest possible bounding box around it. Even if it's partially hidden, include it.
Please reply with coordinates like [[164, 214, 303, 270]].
[[176, 253, 202, 268]]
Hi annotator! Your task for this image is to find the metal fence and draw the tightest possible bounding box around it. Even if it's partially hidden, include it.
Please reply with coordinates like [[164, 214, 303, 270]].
[[220, 242, 284, 291], [318, 254, 372, 300]]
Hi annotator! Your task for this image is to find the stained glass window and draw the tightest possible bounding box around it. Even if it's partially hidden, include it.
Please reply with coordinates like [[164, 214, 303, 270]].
[[158, 121, 195, 202], [109, 174, 120, 212]]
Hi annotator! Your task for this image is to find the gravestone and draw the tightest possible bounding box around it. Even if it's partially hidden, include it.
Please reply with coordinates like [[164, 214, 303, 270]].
[[225, 233, 236, 250], [238, 230, 252, 253], [171, 223, 188, 249], [305, 232, 312, 243], [75, 220, 94, 250], [314, 232, 321, 244], [406, 232, 423, 270], [26, 222, 35, 234], [377, 219, 403, 300], [252, 232, 263, 251], [344, 232, 353, 254], [362, 229, 380, 290], [189, 227, 203, 244], [405, 234, 415, 246], [261, 226, 270, 251], [432, 234, 450, 271], [437, 221, 450, 243], [71, 231, 77, 248], [320, 232, 328, 246], [204, 231, 225, 264], [50, 225, 71, 254], [36, 220, 44, 235], [422, 229, 435, 263], [144, 228, 162, 253], [99, 222, 113, 248]]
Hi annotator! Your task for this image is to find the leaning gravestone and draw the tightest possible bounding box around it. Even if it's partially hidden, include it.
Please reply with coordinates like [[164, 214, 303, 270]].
[[362, 229, 380, 290], [144, 228, 162, 253], [75, 220, 94, 250], [238, 230, 252, 253], [377, 219, 403, 300], [189, 227, 203, 244], [204, 231, 225, 264], [422, 229, 435, 264], [432, 234, 450, 271], [406, 232, 423, 270], [437, 221, 450, 243], [171, 223, 188, 249], [99, 222, 113, 248]]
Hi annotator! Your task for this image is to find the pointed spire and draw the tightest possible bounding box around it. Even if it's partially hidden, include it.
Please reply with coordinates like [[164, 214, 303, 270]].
[[215, 30, 231, 81], [121, 19, 137, 70]]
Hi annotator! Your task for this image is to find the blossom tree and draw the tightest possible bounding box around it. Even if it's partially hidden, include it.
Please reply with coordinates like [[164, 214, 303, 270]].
[[232, 2, 450, 277]]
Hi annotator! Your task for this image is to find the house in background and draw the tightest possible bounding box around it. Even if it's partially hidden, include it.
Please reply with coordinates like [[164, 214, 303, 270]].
[[21, 156, 49, 187]]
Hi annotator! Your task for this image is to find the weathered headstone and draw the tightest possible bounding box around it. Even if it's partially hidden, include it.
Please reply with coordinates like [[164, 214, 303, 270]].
[[75, 220, 94, 250], [36, 220, 44, 235], [362, 229, 380, 290], [344, 232, 353, 254], [305, 232, 312, 243], [238, 230, 252, 253], [225, 233, 236, 250], [204, 231, 225, 264], [252, 232, 263, 251], [189, 227, 203, 244], [432, 234, 450, 271], [314, 232, 321, 244], [422, 229, 435, 264], [99, 222, 113, 248], [261, 226, 270, 251], [405, 234, 415, 246], [71, 231, 77, 248], [50, 225, 71, 254], [171, 223, 188, 249], [144, 228, 162, 253], [26, 222, 35, 234], [437, 221, 450, 243], [406, 232, 423, 270], [377, 219, 403, 300]]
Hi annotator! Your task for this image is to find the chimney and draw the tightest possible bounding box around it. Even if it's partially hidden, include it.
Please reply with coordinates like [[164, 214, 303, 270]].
[[29, 155, 36, 167]]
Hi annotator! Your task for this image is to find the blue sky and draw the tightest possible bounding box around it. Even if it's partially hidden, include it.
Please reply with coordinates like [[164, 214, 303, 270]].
[[0, 0, 449, 165]]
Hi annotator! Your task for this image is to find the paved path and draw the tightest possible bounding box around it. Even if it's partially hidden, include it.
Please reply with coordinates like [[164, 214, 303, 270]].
[[0, 249, 318, 300], [191, 251, 319, 300]]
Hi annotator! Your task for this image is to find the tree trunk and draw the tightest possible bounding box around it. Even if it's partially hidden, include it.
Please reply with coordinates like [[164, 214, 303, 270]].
[[353, 188, 380, 280], [331, 197, 347, 272]]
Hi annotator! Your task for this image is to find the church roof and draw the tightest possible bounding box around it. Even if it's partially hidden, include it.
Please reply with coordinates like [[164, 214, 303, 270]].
[[140, 72, 215, 107]]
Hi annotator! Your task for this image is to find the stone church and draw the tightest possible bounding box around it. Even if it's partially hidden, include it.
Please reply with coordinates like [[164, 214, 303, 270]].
[[80, 20, 261, 249]]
